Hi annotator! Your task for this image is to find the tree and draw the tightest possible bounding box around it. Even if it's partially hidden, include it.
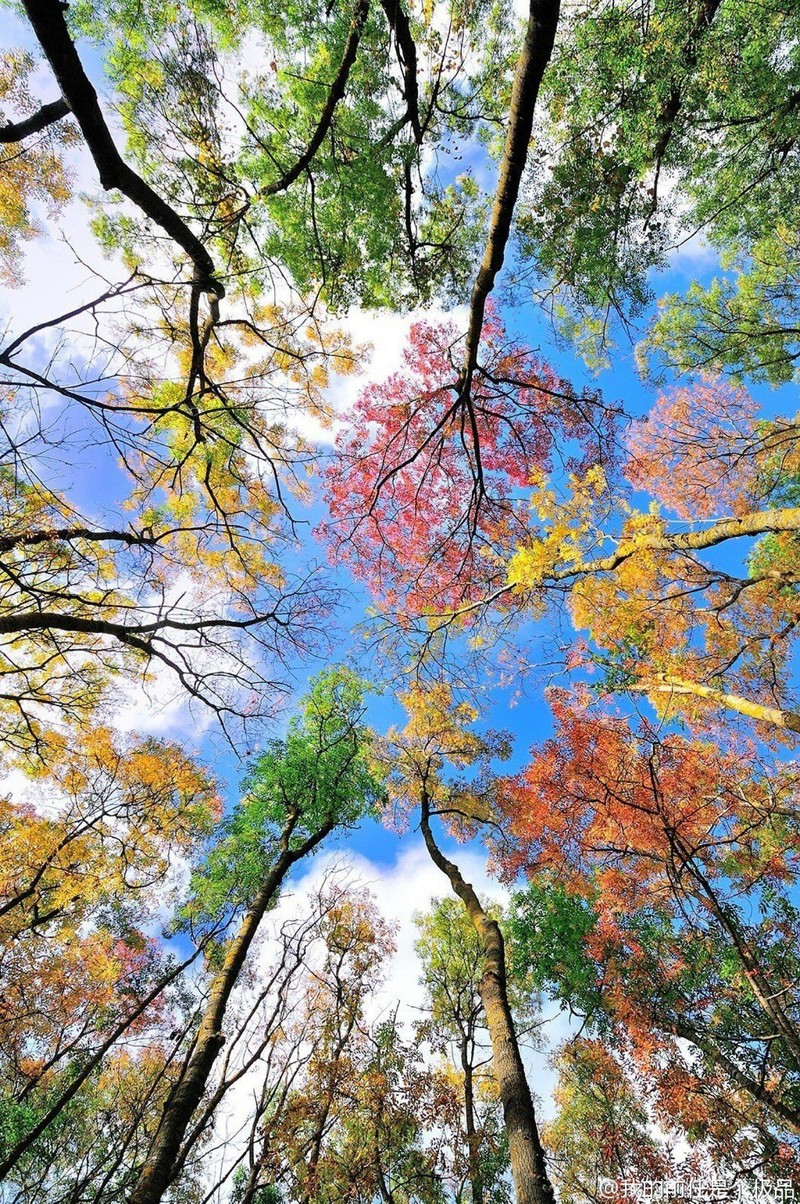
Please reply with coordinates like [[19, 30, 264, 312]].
[[316, 1013, 453, 1204], [0, 727, 220, 1188], [128, 668, 384, 1204], [0, 282, 358, 755], [646, 227, 800, 386], [260, 891, 448, 1204], [0, 0, 576, 1194], [377, 683, 554, 1204], [1, 1042, 210, 1204], [515, 0, 800, 367], [360, 366, 800, 748], [497, 696, 800, 1171], [415, 895, 537, 1204], [270, 890, 396, 1204], [488, 377, 800, 742], [542, 1039, 675, 1204], [322, 308, 614, 622], [17, 0, 800, 1196]]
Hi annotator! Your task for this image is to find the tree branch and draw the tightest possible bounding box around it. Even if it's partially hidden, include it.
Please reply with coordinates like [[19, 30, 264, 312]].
[[261, 0, 371, 197], [21, 0, 223, 297], [458, 0, 560, 396], [631, 674, 800, 736], [669, 1023, 800, 1133], [0, 526, 160, 555], [0, 96, 70, 143], [534, 506, 800, 583], [417, 506, 800, 624]]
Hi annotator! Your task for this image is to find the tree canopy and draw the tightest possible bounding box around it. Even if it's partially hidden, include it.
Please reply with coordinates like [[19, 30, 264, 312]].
[[4, 0, 800, 1200]]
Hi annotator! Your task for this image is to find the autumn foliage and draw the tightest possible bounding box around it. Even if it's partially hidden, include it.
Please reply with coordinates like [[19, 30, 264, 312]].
[[7, 0, 800, 1197], [499, 694, 800, 1169], [322, 310, 613, 615]]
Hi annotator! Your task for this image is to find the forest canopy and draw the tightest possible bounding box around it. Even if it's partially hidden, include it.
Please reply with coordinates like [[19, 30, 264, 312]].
[[2, 0, 800, 1202]]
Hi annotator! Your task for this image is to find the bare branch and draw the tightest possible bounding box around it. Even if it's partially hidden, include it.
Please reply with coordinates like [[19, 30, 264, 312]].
[[0, 96, 70, 142]]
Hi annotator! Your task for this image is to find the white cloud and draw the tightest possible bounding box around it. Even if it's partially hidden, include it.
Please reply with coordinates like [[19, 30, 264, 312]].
[[667, 231, 720, 276], [109, 660, 205, 740], [280, 839, 504, 1015], [314, 301, 469, 452]]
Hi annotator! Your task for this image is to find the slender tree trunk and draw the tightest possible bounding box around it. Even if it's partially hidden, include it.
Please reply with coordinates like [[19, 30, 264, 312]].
[[0, 949, 202, 1181], [668, 1019, 800, 1133], [374, 1157, 394, 1203], [420, 789, 555, 1204], [460, 0, 561, 386], [128, 818, 334, 1204], [461, 1036, 484, 1204], [237, 1160, 268, 1204], [299, 1006, 359, 1203], [260, 0, 370, 197]]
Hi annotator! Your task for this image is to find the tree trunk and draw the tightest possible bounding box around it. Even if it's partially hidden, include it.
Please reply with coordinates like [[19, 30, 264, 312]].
[[638, 674, 800, 735], [420, 790, 555, 1204], [128, 818, 334, 1204], [460, 0, 561, 386], [462, 1036, 484, 1204]]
